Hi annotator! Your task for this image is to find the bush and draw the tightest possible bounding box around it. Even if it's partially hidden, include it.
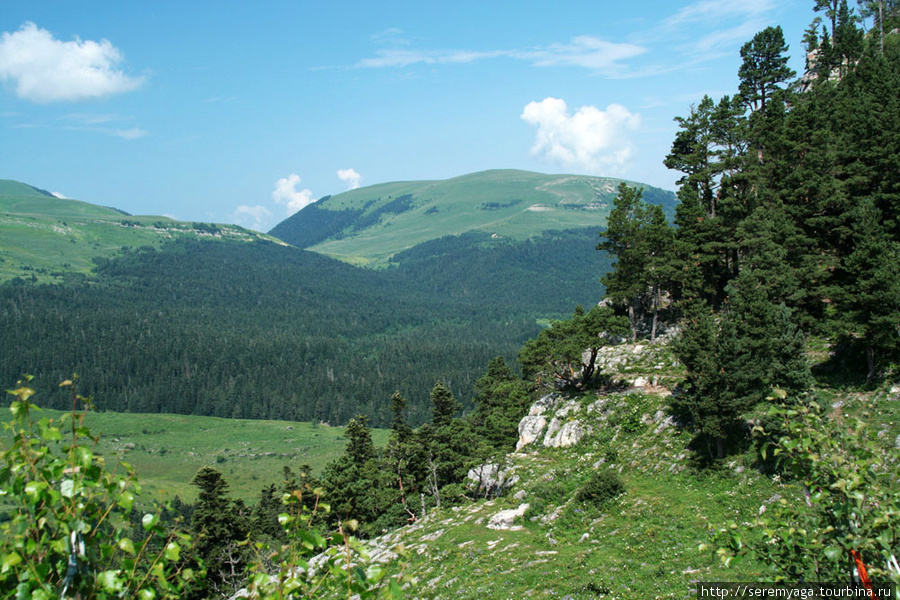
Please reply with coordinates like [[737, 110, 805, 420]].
[[575, 471, 625, 509], [0, 378, 199, 599]]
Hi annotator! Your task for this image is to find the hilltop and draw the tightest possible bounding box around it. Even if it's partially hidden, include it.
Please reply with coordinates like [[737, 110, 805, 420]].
[[270, 169, 676, 267], [0, 179, 277, 283]]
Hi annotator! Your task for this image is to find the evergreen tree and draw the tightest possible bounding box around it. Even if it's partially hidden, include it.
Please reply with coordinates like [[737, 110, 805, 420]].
[[518, 305, 628, 386], [814, 0, 841, 36], [344, 415, 376, 466], [190, 466, 248, 597], [739, 26, 796, 117], [598, 183, 677, 338], [835, 199, 900, 382], [430, 380, 461, 428], [470, 356, 532, 451], [673, 269, 811, 460], [598, 183, 650, 338]]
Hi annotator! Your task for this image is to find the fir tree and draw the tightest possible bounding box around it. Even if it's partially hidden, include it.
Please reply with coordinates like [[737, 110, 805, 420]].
[[430, 380, 461, 428], [190, 466, 248, 597], [836, 199, 900, 382]]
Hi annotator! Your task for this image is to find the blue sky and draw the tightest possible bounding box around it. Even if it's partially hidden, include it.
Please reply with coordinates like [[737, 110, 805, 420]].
[[1, 1, 821, 231]]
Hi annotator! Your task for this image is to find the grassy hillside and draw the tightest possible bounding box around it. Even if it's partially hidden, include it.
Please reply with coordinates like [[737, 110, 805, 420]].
[[0, 406, 389, 503], [270, 169, 676, 266], [352, 344, 900, 599], [0, 179, 276, 283]]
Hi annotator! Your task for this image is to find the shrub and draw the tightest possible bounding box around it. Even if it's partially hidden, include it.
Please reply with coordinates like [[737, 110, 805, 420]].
[[0, 377, 199, 599], [575, 470, 625, 509]]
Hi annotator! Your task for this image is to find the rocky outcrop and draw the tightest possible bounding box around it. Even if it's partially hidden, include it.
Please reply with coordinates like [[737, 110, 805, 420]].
[[515, 394, 558, 450], [467, 463, 519, 497], [517, 394, 591, 450]]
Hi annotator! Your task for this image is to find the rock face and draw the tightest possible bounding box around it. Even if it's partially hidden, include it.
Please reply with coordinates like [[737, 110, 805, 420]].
[[467, 463, 519, 497], [516, 394, 558, 450], [517, 394, 590, 450]]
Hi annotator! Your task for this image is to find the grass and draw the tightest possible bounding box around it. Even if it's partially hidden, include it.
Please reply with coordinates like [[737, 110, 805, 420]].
[[0, 181, 278, 283], [376, 390, 777, 599], [305, 170, 675, 266], [0, 407, 389, 504]]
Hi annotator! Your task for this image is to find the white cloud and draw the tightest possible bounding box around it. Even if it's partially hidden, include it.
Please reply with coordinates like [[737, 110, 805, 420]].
[[519, 36, 647, 73], [233, 204, 273, 232], [355, 34, 644, 75], [113, 127, 148, 140], [651, 0, 778, 57], [663, 0, 776, 28], [357, 48, 503, 68], [51, 191, 69, 199], [0, 22, 144, 103], [61, 113, 148, 139], [521, 97, 641, 175], [272, 174, 317, 215], [337, 168, 362, 190]]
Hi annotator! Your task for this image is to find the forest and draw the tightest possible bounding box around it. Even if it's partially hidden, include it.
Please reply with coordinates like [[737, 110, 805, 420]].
[[0, 229, 608, 426], [593, 1, 900, 459]]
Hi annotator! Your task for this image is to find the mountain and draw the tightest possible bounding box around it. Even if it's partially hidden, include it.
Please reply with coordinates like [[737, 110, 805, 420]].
[[269, 169, 676, 267], [0, 173, 668, 427], [0, 179, 275, 283]]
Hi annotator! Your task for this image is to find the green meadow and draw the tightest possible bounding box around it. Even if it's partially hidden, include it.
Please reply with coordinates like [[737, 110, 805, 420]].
[[0, 406, 389, 503]]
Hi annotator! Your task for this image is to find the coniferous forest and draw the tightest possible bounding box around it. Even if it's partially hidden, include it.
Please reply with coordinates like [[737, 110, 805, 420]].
[[0, 230, 608, 426]]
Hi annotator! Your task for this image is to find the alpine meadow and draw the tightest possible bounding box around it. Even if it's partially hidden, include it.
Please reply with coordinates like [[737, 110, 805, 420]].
[[2, 1, 900, 599]]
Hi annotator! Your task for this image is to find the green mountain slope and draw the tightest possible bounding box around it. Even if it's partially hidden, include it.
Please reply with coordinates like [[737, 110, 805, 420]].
[[270, 169, 676, 266], [0, 179, 276, 283]]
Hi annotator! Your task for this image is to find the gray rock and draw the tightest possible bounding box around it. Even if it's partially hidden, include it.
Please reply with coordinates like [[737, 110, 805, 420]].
[[517, 415, 548, 450], [486, 503, 530, 530], [544, 419, 589, 448], [467, 463, 518, 497]]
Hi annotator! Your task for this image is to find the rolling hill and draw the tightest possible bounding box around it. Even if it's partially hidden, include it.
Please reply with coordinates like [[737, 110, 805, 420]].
[[0, 172, 671, 426], [269, 169, 676, 267], [0, 179, 276, 283]]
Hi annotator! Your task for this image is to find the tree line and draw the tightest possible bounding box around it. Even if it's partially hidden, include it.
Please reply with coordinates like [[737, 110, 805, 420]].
[[596, 2, 900, 459]]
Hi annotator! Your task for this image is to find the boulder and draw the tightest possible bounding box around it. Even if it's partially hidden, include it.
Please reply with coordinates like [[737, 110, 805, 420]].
[[467, 463, 519, 497], [516, 415, 548, 450], [487, 503, 530, 530]]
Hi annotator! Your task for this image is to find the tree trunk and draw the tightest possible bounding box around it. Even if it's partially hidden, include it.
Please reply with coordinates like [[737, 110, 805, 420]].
[[628, 300, 638, 341], [428, 453, 440, 510], [866, 345, 876, 384], [582, 348, 598, 384], [651, 284, 660, 343]]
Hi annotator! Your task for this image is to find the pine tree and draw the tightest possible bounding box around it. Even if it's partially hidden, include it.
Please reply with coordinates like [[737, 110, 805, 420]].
[[739, 26, 795, 117], [430, 381, 461, 428], [190, 466, 248, 597], [673, 269, 811, 460], [470, 356, 532, 451], [835, 199, 900, 382]]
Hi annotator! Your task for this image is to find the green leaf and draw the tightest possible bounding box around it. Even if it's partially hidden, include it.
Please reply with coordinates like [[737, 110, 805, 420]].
[[118, 538, 136, 555], [164, 541, 180, 561], [142, 513, 158, 531], [1, 552, 21, 574], [117, 490, 134, 511], [60, 479, 75, 498], [824, 546, 843, 561], [97, 569, 125, 592]]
